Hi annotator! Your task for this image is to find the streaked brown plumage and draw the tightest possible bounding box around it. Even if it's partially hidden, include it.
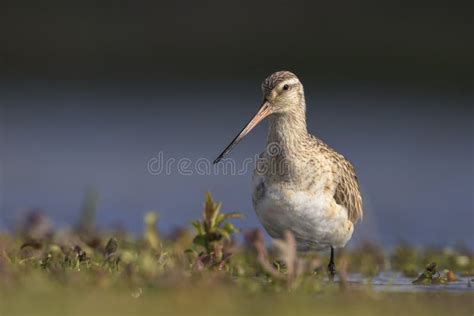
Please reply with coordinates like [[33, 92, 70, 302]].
[[311, 136, 363, 224]]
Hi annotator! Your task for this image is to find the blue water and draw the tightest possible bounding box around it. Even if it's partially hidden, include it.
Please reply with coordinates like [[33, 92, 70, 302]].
[[345, 272, 474, 293], [0, 80, 472, 248]]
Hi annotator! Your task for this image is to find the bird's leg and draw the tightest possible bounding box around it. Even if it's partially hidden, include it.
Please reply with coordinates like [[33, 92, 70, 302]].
[[327, 246, 336, 280]]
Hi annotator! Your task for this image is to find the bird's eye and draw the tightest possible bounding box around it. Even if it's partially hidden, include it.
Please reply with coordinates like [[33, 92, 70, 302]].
[[283, 84, 289, 90]]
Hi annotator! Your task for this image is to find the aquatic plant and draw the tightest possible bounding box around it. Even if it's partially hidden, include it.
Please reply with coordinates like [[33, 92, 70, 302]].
[[189, 192, 241, 269]]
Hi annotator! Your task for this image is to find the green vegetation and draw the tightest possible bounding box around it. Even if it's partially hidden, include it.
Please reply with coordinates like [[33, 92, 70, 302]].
[[0, 193, 473, 315]]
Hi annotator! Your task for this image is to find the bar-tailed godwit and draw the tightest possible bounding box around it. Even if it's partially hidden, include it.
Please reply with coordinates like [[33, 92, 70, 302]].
[[214, 71, 363, 277]]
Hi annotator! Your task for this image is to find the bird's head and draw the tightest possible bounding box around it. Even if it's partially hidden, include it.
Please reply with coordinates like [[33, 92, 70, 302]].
[[213, 71, 305, 164], [261, 71, 305, 114]]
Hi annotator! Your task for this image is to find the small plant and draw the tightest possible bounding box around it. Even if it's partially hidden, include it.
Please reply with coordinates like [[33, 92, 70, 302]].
[[103, 237, 119, 268], [190, 193, 241, 268], [144, 212, 161, 252], [412, 262, 458, 285]]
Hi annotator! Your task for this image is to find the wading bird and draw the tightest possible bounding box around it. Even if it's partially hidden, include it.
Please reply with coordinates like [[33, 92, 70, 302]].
[[214, 71, 363, 278]]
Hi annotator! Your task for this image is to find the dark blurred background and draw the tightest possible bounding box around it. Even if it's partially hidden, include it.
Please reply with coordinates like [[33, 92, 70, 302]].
[[0, 1, 472, 248]]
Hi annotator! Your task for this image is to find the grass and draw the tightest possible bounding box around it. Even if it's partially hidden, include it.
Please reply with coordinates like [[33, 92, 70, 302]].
[[0, 193, 473, 315]]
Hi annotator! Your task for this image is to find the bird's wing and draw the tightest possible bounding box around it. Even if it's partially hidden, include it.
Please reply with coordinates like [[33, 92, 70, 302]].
[[334, 158, 363, 224], [309, 135, 363, 223]]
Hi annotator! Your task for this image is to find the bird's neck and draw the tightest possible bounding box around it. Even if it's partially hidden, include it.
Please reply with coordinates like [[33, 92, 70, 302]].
[[267, 106, 308, 156]]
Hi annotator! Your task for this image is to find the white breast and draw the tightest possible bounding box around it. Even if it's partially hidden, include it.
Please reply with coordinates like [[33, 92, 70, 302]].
[[252, 173, 354, 251]]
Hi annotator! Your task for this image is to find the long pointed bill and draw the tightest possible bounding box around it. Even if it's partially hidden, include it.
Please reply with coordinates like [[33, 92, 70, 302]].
[[213, 101, 272, 164]]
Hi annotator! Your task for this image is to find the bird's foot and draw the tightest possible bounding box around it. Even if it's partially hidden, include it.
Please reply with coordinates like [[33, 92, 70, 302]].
[[327, 246, 336, 281], [327, 262, 336, 281]]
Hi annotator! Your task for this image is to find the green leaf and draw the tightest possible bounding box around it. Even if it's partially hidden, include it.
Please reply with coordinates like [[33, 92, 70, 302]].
[[203, 193, 216, 221], [209, 203, 221, 230], [192, 221, 204, 235], [215, 213, 226, 226], [222, 222, 238, 235], [216, 228, 230, 240], [193, 235, 207, 248]]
